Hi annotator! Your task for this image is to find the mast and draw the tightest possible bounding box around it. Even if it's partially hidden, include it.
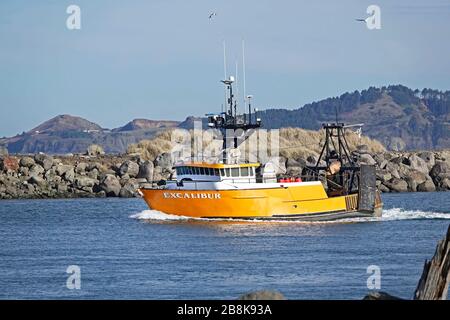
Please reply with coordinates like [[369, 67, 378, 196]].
[[242, 40, 246, 108], [207, 41, 261, 163], [208, 76, 261, 163], [222, 41, 227, 114]]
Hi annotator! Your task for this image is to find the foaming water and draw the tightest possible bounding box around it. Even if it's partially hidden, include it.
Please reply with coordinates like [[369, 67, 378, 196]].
[[129, 210, 190, 221], [376, 207, 449, 221], [129, 207, 450, 224]]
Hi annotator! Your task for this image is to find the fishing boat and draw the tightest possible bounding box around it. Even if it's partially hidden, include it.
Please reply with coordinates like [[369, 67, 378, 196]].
[[139, 77, 382, 221]]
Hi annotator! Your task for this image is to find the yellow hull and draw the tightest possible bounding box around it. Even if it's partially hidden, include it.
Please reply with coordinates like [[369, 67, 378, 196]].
[[139, 184, 382, 220]]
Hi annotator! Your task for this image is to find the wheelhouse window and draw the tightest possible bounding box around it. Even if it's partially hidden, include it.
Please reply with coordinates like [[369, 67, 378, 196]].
[[231, 168, 239, 177], [241, 167, 249, 176]]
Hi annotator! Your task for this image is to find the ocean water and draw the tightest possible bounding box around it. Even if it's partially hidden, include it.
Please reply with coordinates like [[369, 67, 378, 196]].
[[0, 192, 449, 300]]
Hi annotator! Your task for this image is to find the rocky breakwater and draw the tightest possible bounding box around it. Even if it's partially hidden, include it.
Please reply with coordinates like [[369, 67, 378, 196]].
[[1, 147, 450, 200], [281, 147, 450, 193], [0, 152, 161, 200]]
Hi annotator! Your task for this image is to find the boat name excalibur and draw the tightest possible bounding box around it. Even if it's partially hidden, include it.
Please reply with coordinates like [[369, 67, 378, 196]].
[[163, 192, 222, 199]]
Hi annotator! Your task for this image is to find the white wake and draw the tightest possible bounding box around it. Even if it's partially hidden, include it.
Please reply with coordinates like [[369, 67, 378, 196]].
[[129, 210, 190, 221], [377, 207, 450, 221], [130, 208, 449, 223]]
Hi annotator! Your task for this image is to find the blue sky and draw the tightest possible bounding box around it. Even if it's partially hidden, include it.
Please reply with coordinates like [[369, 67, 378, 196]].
[[1, 0, 449, 136]]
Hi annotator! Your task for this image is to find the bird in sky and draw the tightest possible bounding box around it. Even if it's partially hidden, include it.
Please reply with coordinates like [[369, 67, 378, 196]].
[[209, 12, 217, 20], [355, 18, 368, 23]]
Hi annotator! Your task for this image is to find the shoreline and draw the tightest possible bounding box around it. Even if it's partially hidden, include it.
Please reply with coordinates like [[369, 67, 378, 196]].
[[1, 149, 449, 200]]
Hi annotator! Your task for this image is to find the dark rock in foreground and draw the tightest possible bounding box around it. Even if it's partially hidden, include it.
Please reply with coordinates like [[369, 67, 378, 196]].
[[238, 290, 286, 300], [363, 291, 403, 300]]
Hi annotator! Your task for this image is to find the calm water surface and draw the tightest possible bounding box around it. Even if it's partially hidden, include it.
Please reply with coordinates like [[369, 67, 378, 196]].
[[0, 192, 449, 299]]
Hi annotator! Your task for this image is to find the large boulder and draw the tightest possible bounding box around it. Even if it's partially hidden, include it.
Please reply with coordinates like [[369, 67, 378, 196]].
[[384, 178, 408, 193], [56, 164, 73, 176], [62, 169, 75, 183], [390, 156, 408, 166], [119, 179, 139, 198], [154, 152, 172, 169], [417, 151, 435, 170], [359, 153, 376, 165], [408, 154, 429, 175], [44, 168, 58, 182], [430, 161, 450, 181], [29, 164, 45, 177], [363, 292, 402, 300], [385, 162, 401, 179], [119, 160, 139, 178], [1, 156, 19, 172], [86, 144, 105, 156], [19, 166, 29, 176], [376, 169, 392, 182], [137, 160, 154, 181], [152, 166, 164, 182], [75, 177, 97, 188], [379, 183, 390, 193], [286, 158, 302, 168], [28, 175, 46, 187], [373, 153, 388, 169], [441, 178, 450, 190], [417, 179, 436, 192], [75, 162, 88, 174], [87, 162, 104, 172], [87, 168, 99, 180], [20, 157, 35, 168], [404, 170, 428, 191], [429, 161, 450, 189], [34, 154, 54, 171], [99, 174, 121, 197]]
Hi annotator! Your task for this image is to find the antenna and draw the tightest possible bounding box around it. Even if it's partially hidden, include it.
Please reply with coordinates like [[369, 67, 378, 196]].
[[235, 60, 239, 113], [223, 41, 227, 113], [242, 40, 246, 107], [223, 41, 227, 79]]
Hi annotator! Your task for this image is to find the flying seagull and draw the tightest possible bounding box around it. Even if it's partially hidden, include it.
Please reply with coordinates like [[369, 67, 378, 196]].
[[209, 12, 217, 20], [355, 18, 368, 23]]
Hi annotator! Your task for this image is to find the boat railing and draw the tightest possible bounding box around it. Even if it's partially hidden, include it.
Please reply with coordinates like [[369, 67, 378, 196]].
[[139, 177, 283, 190]]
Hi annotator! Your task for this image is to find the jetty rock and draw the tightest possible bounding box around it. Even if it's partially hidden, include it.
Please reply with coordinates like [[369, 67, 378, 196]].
[[282, 148, 450, 194], [0, 148, 450, 200]]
